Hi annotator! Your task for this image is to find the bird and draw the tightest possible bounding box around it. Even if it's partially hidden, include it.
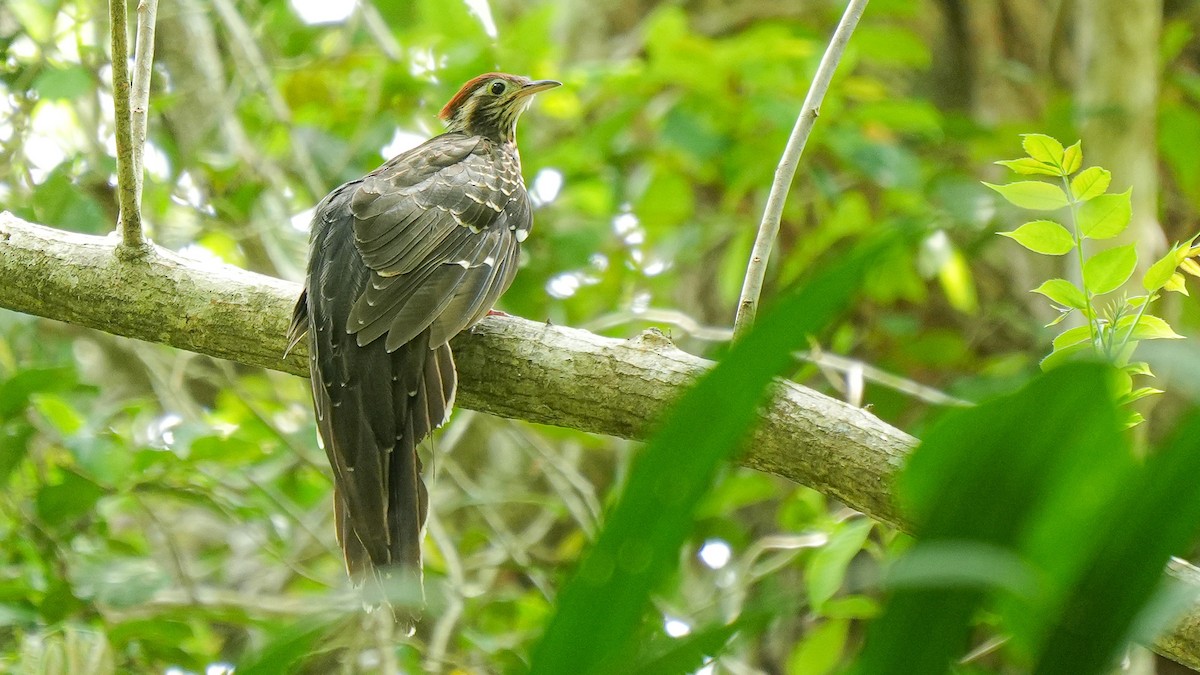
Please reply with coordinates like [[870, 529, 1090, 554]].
[[285, 72, 559, 625]]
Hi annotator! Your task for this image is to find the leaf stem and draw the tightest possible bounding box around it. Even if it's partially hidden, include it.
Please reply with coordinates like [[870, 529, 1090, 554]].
[[1062, 175, 1098, 350], [1116, 294, 1152, 357]]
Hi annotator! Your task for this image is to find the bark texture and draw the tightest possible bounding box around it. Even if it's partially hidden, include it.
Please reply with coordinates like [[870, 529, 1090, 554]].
[[0, 211, 1197, 668]]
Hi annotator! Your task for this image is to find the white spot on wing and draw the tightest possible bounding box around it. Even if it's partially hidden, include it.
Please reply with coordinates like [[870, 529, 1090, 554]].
[[515, 229, 529, 243]]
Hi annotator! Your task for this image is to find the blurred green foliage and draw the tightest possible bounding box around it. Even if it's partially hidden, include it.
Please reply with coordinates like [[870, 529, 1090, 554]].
[[0, 0, 1199, 673]]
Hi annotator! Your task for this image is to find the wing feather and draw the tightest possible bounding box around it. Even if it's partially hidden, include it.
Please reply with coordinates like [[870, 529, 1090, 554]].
[[297, 130, 531, 625]]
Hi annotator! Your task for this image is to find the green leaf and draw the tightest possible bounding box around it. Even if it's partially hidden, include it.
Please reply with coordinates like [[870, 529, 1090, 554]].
[[0, 367, 76, 419], [1045, 310, 1073, 327], [0, 424, 33, 487], [808, 519, 875, 611], [856, 365, 1128, 673], [999, 220, 1074, 255], [1083, 244, 1137, 295], [1078, 190, 1132, 240], [1166, 272, 1190, 295], [1117, 314, 1184, 341], [1123, 411, 1146, 429], [238, 616, 335, 675], [1040, 340, 1095, 372], [1032, 279, 1086, 310], [36, 469, 105, 527], [1124, 362, 1154, 378], [1034, 413, 1200, 673], [788, 619, 850, 675], [995, 158, 1062, 177], [1061, 141, 1082, 174], [820, 595, 881, 620], [30, 394, 84, 435], [1052, 325, 1092, 350], [631, 611, 773, 675], [528, 238, 882, 675], [1119, 387, 1162, 406], [1070, 167, 1111, 201], [984, 182, 1069, 211], [1021, 134, 1065, 168], [33, 66, 93, 100], [1143, 244, 1186, 292]]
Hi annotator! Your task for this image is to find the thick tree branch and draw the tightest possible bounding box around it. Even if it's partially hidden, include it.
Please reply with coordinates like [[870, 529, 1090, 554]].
[[0, 211, 1198, 668]]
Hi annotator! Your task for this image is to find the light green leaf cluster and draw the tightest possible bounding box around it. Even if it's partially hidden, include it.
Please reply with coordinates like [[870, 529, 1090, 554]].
[[991, 134, 1198, 426]]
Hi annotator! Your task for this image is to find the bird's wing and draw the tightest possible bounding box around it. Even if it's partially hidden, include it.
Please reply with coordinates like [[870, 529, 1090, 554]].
[[303, 132, 529, 605], [347, 134, 529, 349]]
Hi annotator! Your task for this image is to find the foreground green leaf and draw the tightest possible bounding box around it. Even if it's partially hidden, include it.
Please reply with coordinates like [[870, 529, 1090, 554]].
[[528, 239, 880, 675]]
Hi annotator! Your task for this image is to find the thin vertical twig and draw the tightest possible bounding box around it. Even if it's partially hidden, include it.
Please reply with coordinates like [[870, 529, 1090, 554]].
[[731, 0, 870, 340], [131, 0, 160, 214], [109, 0, 145, 249]]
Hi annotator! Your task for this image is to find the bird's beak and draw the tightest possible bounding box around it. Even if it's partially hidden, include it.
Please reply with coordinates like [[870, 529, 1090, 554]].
[[516, 79, 562, 97]]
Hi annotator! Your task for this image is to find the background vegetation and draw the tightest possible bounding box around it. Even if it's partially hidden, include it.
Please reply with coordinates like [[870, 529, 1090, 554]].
[[1, 0, 1199, 672]]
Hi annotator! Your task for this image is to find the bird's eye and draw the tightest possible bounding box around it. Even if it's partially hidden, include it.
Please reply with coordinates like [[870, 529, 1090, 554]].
[[489, 81, 506, 95]]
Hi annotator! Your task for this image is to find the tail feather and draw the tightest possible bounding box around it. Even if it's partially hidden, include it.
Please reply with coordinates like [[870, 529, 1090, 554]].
[[316, 327, 457, 627]]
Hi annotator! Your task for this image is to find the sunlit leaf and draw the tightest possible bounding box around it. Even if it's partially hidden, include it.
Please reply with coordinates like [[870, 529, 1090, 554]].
[[1069, 166, 1111, 201], [1082, 244, 1137, 295], [1165, 272, 1190, 295], [1144, 244, 1187, 292], [1061, 141, 1082, 174], [1078, 190, 1132, 240], [808, 519, 874, 612], [1000, 220, 1074, 255], [1021, 134, 1065, 168], [1119, 387, 1162, 406], [995, 158, 1062, 177], [984, 182, 1069, 210], [1052, 325, 1091, 350], [1032, 279, 1087, 309], [787, 619, 850, 675], [1040, 340, 1095, 372], [1116, 315, 1184, 341]]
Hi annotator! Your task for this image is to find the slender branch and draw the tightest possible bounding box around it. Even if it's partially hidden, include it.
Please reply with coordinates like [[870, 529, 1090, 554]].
[[130, 0, 159, 212], [108, 0, 144, 249], [732, 0, 869, 340], [209, 0, 327, 198], [2, 211, 1200, 669]]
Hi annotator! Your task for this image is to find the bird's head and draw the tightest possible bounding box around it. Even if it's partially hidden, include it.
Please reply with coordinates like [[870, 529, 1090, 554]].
[[439, 73, 560, 144]]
